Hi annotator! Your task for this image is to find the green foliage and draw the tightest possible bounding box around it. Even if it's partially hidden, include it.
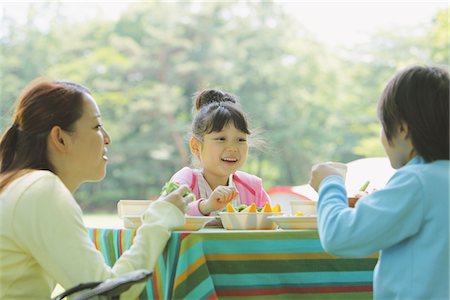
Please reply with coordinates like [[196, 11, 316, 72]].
[[429, 8, 449, 64], [0, 2, 444, 211]]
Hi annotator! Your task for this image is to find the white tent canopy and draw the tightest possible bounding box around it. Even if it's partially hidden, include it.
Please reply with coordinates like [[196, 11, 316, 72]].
[[268, 157, 396, 213]]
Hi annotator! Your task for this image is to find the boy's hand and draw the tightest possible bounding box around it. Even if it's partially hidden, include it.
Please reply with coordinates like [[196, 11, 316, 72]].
[[309, 162, 347, 192], [200, 186, 238, 215]]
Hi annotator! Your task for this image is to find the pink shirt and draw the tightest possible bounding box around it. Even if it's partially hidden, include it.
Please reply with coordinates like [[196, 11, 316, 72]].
[[170, 167, 270, 216]]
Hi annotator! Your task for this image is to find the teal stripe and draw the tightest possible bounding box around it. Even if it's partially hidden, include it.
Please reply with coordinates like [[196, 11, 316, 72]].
[[165, 233, 182, 299], [99, 230, 111, 265], [87, 228, 94, 241], [113, 230, 119, 258], [211, 271, 373, 286], [176, 242, 206, 275], [124, 230, 133, 250], [203, 239, 324, 253]]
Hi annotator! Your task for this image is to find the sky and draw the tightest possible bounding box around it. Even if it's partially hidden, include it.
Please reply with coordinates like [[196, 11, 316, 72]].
[[280, 1, 448, 46], [1, 1, 448, 47]]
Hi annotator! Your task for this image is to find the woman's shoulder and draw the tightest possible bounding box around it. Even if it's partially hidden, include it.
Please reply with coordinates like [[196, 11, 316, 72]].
[[1, 170, 72, 219], [5, 170, 60, 192]]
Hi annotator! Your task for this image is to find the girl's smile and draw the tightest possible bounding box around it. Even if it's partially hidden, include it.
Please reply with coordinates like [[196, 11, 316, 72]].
[[191, 123, 249, 189]]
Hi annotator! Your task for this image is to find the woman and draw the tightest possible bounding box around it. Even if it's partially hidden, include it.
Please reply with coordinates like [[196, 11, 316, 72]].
[[0, 78, 193, 299]]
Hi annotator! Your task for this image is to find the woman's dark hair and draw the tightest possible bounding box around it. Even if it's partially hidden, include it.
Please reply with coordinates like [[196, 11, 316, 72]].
[[191, 89, 251, 139], [377, 65, 449, 162], [0, 78, 90, 190]]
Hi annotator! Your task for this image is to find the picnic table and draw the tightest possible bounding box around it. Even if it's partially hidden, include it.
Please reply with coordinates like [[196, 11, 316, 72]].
[[88, 228, 378, 299]]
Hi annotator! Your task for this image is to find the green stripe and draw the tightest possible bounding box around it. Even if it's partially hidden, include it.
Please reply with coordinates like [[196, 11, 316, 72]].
[[175, 230, 320, 242], [208, 258, 377, 273], [173, 262, 213, 299]]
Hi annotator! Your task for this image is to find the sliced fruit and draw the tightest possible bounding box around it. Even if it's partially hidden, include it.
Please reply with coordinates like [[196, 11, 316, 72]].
[[261, 202, 272, 212], [295, 212, 304, 216], [226, 203, 236, 212], [272, 204, 281, 212], [242, 203, 257, 213]]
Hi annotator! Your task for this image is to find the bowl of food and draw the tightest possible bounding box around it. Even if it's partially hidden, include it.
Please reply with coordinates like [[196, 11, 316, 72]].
[[348, 180, 370, 207], [289, 200, 317, 216], [219, 203, 282, 230]]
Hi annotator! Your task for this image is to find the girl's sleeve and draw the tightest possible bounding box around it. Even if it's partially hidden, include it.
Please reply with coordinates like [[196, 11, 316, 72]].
[[259, 188, 271, 207], [13, 175, 184, 298], [170, 167, 205, 216], [253, 176, 270, 207], [186, 199, 206, 216], [317, 171, 424, 257]]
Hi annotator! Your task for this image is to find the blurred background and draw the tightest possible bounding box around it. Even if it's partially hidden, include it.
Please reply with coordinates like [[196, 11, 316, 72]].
[[1, 1, 447, 213]]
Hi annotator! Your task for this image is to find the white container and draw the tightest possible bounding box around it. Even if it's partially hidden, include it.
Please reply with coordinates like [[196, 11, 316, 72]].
[[117, 200, 153, 229], [219, 212, 282, 230]]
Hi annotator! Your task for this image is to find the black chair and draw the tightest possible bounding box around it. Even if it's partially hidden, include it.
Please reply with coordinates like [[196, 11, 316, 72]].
[[52, 269, 152, 300]]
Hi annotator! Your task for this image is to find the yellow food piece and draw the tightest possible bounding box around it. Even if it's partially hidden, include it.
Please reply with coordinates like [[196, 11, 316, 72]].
[[242, 203, 257, 213], [272, 204, 281, 212], [295, 212, 304, 216], [226, 203, 236, 212], [261, 202, 272, 212]]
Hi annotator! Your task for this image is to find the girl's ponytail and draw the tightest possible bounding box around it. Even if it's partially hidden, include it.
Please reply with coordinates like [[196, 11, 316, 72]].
[[0, 124, 20, 173]]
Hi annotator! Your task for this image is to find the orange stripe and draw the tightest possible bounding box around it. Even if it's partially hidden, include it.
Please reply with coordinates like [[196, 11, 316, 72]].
[[174, 255, 206, 288], [93, 229, 100, 250], [118, 230, 123, 254]]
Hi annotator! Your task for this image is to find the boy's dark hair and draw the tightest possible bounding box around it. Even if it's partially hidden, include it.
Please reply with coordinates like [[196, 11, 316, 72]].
[[378, 65, 449, 162]]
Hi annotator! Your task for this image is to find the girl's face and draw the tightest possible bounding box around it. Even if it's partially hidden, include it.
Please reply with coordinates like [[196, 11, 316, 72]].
[[380, 124, 414, 169], [66, 94, 111, 184], [194, 123, 248, 181]]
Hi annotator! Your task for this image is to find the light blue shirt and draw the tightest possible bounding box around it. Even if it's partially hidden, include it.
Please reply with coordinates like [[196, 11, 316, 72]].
[[317, 156, 449, 300]]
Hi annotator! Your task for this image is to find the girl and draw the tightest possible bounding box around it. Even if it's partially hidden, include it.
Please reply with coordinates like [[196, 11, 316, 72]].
[[309, 65, 449, 299], [170, 89, 270, 216], [0, 78, 194, 299]]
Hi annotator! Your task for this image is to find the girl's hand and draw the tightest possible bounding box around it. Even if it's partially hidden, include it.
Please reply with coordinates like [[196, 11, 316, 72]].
[[159, 184, 195, 213], [309, 162, 347, 192], [201, 186, 239, 215]]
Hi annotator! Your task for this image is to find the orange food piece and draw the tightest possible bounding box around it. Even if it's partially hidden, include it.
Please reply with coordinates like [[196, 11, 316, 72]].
[[242, 203, 257, 213], [226, 203, 236, 212], [261, 202, 272, 212], [272, 204, 281, 212]]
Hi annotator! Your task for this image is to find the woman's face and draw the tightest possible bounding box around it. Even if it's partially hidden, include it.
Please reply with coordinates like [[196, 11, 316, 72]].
[[196, 123, 249, 181], [67, 93, 111, 183]]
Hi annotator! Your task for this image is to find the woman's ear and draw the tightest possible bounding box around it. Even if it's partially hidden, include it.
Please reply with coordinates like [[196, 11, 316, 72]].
[[189, 137, 201, 156], [48, 126, 67, 152]]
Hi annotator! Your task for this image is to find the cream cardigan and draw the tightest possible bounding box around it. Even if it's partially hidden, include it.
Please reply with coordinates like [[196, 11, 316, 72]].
[[0, 170, 184, 299]]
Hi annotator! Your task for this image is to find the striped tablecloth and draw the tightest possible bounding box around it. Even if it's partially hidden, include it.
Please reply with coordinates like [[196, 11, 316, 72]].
[[88, 228, 378, 299]]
